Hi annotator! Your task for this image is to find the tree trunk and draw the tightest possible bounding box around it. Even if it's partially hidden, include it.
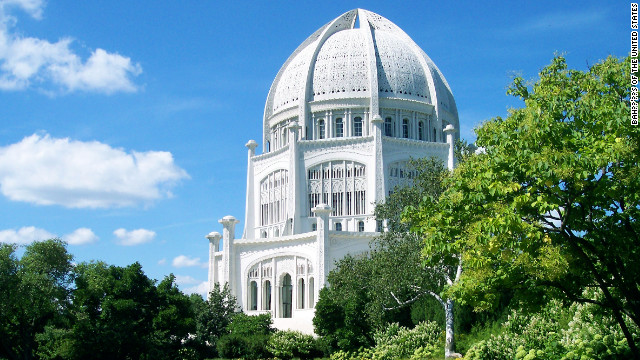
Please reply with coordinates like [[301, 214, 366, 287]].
[[444, 298, 455, 358]]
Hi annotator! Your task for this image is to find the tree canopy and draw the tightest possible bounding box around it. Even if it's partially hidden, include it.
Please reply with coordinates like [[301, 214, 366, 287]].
[[406, 55, 639, 355]]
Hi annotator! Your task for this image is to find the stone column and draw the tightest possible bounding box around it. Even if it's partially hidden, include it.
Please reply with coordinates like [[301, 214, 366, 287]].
[[444, 124, 456, 170], [288, 124, 301, 234], [243, 140, 258, 239], [371, 115, 385, 203], [206, 231, 222, 299], [313, 204, 332, 289], [220, 215, 240, 299]]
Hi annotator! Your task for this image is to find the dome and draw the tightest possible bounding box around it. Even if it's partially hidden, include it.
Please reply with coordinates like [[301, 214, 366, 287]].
[[263, 9, 458, 146]]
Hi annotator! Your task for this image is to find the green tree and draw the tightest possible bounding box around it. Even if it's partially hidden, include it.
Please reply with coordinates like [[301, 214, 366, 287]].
[[0, 239, 74, 360], [194, 282, 238, 357], [373, 157, 464, 358], [406, 55, 640, 356], [152, 274, 197, 358], [70, 261, 159, 359]]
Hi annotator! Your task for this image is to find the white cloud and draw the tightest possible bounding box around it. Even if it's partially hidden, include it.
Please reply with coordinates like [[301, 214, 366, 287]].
[[114, 228, 155, 246], [174, 275, 200, 286], [0, 225, 98, 245], [157, 258, 167, 265], [183, 281, 209, 297], [0, 226, 55, 244], [62, 227, 98, 245], [172, 255, 207, 268], [0, 0, 44, 19], [0, 0, 141, 93], [0, 133, 189, 208]]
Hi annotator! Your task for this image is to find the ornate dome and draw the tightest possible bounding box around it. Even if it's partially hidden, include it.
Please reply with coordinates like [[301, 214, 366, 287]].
[[263, 9, 458, 146]]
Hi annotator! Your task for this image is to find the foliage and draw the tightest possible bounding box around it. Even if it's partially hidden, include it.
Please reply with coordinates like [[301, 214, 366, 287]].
[[562, 295, 639, 359], [464, 298, 639, 360], [329, 321, 442, 360], [227, 312, 274, 337], [0, 239, 74, 360], [266, 330, 318, 360], [313, 277, 373, 352], [406, 55, 640, 354], [194, 282, 238, 357], [216, 312, 274, 359]]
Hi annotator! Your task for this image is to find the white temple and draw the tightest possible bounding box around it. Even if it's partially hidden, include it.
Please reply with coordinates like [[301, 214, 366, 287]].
[[206, 9, 459, 334]]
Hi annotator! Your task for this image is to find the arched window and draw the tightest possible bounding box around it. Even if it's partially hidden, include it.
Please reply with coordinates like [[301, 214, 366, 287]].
[[298, 278, 305, 309], [418, 121, 424, 140], [261, 231, 267, 238], [263, 280, 272, 310], [384, 117, 393, 136], [281, 128, 287, 146], [274, 229, 279, 237], [402, 119, 409, 138], [353, 117, 362, 136], [335, 118, 343, 137], [309, 277, 315, 308], [308, 161, 367, 216], [335, 222, 342, 231], [358, 221, 365, 232], [318, 119, 325, 139], [281, 274, 292, 318], [249, 281, 258, 310], [433, 127, 437, 142], [260, 170, 288, 226], [266, 140, 270, 152]]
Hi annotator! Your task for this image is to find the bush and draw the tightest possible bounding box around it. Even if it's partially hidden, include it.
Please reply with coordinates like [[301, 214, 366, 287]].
[[217, 313, 274, 359], [329, 321, 442, 360], [562, 301, 639, 360], [267, 330, 319, 359], [228, 312, 274, 337], [371, 321, 441, 360]]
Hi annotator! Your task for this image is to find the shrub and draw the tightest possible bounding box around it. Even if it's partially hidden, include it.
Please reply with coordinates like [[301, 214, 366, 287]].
[[561, 301, 639, 360], [267, 330, 318, 359], [371, 321, 441, 360], [228, 312, 274, 337]]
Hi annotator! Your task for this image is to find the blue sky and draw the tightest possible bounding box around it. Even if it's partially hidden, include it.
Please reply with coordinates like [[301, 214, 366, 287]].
[[0, 1, 629, 295]]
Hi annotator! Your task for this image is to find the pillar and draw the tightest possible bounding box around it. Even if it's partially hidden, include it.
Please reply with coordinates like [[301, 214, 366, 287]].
[[205, 231, 221, 299], [444, 124, 456, 170], [313, 204, 332, 289], [243, 140, 258, 239], [220, 215, 240, 299]]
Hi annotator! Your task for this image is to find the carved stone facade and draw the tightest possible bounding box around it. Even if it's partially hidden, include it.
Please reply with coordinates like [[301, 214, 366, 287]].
[[206, 9, 458, 334]]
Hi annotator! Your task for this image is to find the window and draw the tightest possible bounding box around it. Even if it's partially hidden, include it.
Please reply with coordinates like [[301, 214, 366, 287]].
[[274, 229, 279, 237], [418, 121, 424, 140], [353, 117, 362, 136], [376, 220, 383, 232], [266, 140, 270, 152], [318, 119, 325, 139], [335, 223, 342, 231], [250, 281, 258, 310], [311, 223, 317, 231], [281, 274, 292, 318], [263, 280, 272, 310], [260, 170, 288, 226], [335, 118, 343, 137], [358, 221, 365, 232], [261, 231, 267, 238], [298, 278, 305, 309], [402, 119, 409, 138], [384, 117, 393, 136], [308, 161, 367, 216], [309, 277, 315, 308], [433, 128, 437, 142]]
